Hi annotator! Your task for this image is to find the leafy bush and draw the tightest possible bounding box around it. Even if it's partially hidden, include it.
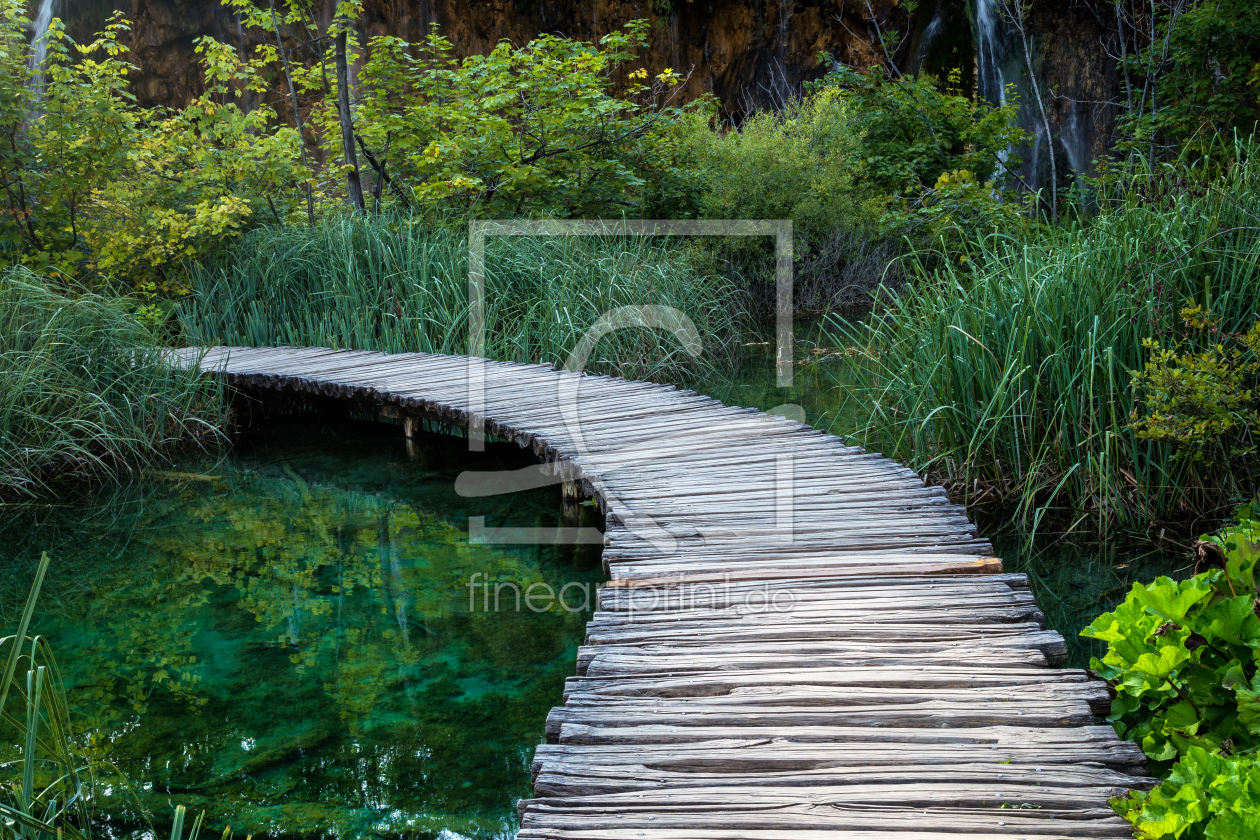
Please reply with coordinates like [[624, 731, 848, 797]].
[[1120, 0, 1260, 157], [349, 20, 697, 217], [1116, 746, 1260, 838], [0, 4, 304, 286], [827, 147, 1260, 531], [697, 87, 880, 245], [1130, 305, 1260, 487], [689, 86, 891, 312], [813, 65, 1025, 200], [0, 268, 226, 498], [1081, 506, 1260, 774], [1087, 504, 1260, 836]]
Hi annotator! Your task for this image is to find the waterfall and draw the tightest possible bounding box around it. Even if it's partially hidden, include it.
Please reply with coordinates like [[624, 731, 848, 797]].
[[1060, 104, 1091, 210], [973, 0, 1006, 106], [970, 0, 1093, 196], [28, 0, 55, 74], [912, 4, 944, 73]]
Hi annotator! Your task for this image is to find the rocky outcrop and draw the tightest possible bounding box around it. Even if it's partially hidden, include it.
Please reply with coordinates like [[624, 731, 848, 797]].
[[64, 1, 922, 116]]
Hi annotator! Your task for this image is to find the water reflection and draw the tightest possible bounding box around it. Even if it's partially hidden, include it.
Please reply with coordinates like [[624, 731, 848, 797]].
[[1, 417, 603, 839]]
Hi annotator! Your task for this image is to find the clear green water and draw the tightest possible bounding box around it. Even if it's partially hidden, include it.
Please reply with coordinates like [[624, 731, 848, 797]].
[[1, 416, 603, 840]]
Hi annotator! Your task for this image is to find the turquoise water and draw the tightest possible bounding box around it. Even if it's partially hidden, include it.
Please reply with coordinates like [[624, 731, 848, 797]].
[[1, 416, 603, 840]]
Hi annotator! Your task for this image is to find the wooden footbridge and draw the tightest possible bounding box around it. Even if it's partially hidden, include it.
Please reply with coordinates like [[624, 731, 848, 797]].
[[188, 346, 1151, 839]]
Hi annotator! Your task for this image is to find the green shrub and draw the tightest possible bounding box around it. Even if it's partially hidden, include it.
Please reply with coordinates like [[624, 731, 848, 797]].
[[0, 4, 304, 286], [1089, 504, 1260, 836], [698, 87, 880, 245], [0, 268, 226, 498], [1130, 305, 1260, 487], [1116, 746, 1260, 838], [1081, 502, 1260, 774], [1120, 0, 1260, 158], [347, 19, 700, 218], [177, 214, 743, 382], [689, 87, 894, 312], [813, 65, 1025, 199]]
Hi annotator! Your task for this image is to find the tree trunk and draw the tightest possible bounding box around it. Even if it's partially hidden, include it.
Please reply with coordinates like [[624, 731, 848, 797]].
[[270, 0, 314, 226], [335, 25, 365, 211]]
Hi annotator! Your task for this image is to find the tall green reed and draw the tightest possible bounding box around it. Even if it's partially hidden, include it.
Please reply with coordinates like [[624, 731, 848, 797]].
[[0, 270, 227, 499], [0, 552, 90, 840], [1, 555, 234, 840], [829, 147, 1260, 536], [177, 214, 745, 381]]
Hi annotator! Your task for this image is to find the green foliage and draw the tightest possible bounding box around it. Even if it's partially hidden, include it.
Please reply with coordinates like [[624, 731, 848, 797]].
[[350, 20, 696, 217], [1123, 0, 1260, 156], [913, 168, 1031, 244], [88, 37, 307, 286], [1131, 305, 1260, 478], [696, 87, 882, 245], [1090, 505, 1260, 837], [1116, 746, 1260, 839], [0, 3, 304, 286], [177, 213, 742, 382], [688, 85, 909, 312], [1081, 547, 1260, 772], [811, 64, 1025, 199], [825, 147, 1260, 532], [0, 268, 227, 498]]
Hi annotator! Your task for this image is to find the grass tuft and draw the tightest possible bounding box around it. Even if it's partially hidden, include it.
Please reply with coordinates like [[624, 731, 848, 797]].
[[177, 214, 746, 382], [0, 269, 227, 499]]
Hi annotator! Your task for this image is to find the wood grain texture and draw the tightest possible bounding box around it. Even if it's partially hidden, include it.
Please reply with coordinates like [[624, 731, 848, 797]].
[[182, 346, 1145, 838]]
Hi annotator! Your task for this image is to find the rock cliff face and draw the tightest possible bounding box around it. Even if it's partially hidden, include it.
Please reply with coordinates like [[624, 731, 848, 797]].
[[57, 0, 1120, 180], [63, 1, 924, 114]]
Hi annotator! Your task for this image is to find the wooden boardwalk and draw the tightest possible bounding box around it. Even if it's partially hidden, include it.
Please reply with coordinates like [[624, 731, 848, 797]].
[[188, 346, 1150, 839]]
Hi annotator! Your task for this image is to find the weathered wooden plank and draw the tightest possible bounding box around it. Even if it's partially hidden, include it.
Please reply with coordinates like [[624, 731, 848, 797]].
[[518, 802, 1133, 836], [517, 831, 1131, 840], [543, 700, 1103, 738]]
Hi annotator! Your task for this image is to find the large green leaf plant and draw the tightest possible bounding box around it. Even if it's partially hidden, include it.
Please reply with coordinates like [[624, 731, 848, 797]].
[[1084, 501, 1260, 836]]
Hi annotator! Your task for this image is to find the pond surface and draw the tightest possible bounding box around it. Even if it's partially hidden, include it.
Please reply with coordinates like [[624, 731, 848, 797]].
[[1, 416, 603, 840]]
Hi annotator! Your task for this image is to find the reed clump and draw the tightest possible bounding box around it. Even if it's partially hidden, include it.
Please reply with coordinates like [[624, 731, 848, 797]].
[[177, 215, 745, 382], [830, 150, 1260, 535], [0, 269, 226, 499]]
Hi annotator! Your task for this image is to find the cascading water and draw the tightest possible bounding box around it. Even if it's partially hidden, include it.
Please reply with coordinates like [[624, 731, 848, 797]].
[[969, 0, 1095, 198], [973, 0, 1007, 106], [28, 0, 55, 75], [912, 4, 945, 74], [1060, 104, 1091, 211]]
